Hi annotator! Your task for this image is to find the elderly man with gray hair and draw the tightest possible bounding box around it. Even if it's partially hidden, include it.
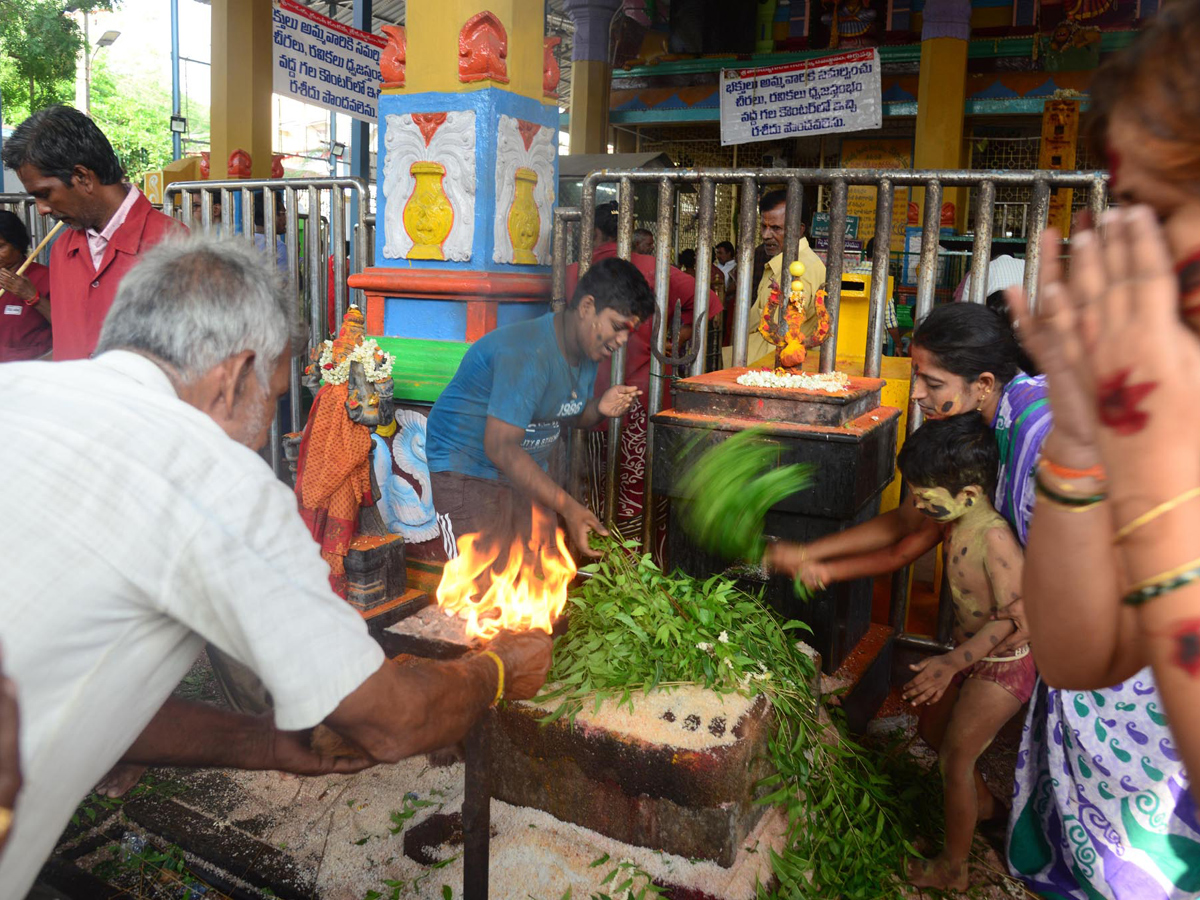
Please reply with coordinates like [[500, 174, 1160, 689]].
[[0, 235, 552, 898]]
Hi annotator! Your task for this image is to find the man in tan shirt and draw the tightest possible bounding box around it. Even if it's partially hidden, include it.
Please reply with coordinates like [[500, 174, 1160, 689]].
[[728, 190, 827, 368]]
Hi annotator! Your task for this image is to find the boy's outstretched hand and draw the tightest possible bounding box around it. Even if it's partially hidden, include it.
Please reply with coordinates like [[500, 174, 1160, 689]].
[[904, 655, 957, 706], [766, 542, 830, 589]]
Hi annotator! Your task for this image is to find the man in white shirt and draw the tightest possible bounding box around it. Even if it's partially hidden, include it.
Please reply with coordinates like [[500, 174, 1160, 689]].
[[0, 235, 551, 897], [957, 248, 1025, 303]]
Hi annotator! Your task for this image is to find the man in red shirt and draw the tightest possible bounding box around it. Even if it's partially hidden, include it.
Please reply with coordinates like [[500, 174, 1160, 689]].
[[565, 202, 721, 539], [1, 106, 185, 361]]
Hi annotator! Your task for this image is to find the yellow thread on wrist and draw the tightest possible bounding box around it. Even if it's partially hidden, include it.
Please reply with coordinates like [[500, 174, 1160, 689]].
[[1124, 555, 1200, 606], [482, 650, 505, 706], [1114, 486, 1200, 544], [1127, 554, 1200, 594]]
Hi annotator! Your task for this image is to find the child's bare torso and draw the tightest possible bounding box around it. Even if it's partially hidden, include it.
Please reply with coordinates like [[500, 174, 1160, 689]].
[[942, 507, 1018, 648]]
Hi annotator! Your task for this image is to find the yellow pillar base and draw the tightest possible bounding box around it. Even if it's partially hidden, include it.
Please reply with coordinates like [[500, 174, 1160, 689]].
[[210, 0, 274, 179], [912, 36, 968, 228]]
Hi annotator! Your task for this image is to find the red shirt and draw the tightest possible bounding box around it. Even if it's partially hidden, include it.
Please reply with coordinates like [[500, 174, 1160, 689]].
[[565, 242, 722, 399], [48, 192, 185, 361], [0, 262, 52, 361]]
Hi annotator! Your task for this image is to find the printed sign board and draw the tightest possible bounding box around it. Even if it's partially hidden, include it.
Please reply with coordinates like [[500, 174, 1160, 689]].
[[273, 0, 384, 123], [719, 49, 882, 146]]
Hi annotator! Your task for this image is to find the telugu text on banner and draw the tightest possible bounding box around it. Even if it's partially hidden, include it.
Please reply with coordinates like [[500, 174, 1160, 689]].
[[272, 0, 385, 124], [719, 49, 882, 147]]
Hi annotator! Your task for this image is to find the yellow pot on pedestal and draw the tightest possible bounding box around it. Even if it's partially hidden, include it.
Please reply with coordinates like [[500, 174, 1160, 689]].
[[403, 161, 453, 260], [507, 167, 540, 265]]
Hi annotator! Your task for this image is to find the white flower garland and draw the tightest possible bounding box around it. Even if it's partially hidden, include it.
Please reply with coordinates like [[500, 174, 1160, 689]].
[[316, 337, 395, 386]]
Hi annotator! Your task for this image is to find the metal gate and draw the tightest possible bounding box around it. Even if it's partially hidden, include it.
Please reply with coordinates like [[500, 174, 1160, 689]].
[[553, 166, 1109, 648], [163, 177, 374, 477]]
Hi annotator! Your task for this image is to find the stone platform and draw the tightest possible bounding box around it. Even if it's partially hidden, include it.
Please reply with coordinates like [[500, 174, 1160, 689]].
[[490, 687, 777, 867]]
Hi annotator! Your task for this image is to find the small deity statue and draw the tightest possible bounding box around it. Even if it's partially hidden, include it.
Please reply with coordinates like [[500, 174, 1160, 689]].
[[822, 0, 878, 49], [289, 306, 410, 608], [757, 261, 832, 372]]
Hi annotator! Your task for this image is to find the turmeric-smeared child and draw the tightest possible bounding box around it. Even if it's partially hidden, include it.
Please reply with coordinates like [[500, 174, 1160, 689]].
[[772, 414, 1034, 890]]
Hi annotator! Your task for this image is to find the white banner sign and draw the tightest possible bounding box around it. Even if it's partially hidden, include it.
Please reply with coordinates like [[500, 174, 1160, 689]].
[[719, 49, 882, 146], [272, 0, 384, 123]]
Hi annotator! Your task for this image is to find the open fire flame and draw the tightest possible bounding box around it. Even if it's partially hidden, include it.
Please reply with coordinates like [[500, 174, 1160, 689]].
[[435, 507, 577, 641]]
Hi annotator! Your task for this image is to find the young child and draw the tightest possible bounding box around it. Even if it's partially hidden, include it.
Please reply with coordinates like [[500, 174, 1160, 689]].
[[773, 414, 1034, 891]]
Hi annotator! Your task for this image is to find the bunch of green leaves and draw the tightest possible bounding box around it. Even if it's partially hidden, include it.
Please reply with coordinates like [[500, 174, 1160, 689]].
[[538, 537, 942, 899], [677, 428, 814, 563]]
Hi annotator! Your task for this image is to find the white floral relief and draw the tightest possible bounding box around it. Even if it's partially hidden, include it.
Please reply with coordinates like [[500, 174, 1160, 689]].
[[382, 110, 476, 261], [492, 115, 556, 265]]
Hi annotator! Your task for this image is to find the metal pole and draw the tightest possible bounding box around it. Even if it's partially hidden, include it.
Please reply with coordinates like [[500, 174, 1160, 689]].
[[285, 186, 304, 431], [818, 179, 848, 374], [689, 177, 716, 377], [1023, 179, 1052, 313], [331, 187, 348, 325], [642, 177, 674, 550], [604, 177, 635, 530], [171, 0, 182, 161], [308, 185, 325, 356], [780, 177, 803, 297], [888, 179, 943, 633], [730, 177, 758, 369], [864, 178, 892, 378], [966, 181, 995, 306], [462, 716, 491, 900]]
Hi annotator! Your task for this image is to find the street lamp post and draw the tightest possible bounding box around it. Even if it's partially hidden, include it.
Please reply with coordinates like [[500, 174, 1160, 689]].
[[82, 16, 121, 117]]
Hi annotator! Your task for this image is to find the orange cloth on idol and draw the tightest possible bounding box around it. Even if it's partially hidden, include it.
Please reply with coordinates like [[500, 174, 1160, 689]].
[[294, 381, 374, 596]]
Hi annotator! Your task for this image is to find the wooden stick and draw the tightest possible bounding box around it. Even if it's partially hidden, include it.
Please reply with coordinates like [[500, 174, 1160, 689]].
[[15, 221, 64, 276]]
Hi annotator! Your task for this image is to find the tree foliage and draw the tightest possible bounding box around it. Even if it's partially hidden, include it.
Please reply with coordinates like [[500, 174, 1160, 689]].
[[0, 0, 116, 120], [90, 57, 186, 181]]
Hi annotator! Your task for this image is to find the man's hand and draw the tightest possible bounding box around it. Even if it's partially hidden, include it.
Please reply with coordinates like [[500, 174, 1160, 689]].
[[597, 384, 641, 419], [903, 655, 957, 706], [765, 541, 829, 587], [563, 499, 607, 559], [0, 269, 37, 304], [273, 726, 375, 774], [487, 630, 554, 701]]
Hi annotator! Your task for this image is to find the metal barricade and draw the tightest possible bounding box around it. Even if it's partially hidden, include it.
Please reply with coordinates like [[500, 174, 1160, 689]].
[[0, 195, 59, 264], [163, 177, 373, 479], [567, 166, 1108, 647]]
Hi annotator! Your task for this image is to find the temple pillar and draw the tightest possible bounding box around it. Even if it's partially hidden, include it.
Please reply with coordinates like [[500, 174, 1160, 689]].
[[563, 0, 622, 155], [209, 0, 274, 179], [349, 1, 559, 401], [911, 0, 970, 230]]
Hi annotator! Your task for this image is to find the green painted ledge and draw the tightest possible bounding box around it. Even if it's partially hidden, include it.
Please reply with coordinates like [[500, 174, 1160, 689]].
[[374, 337, 469, 403]]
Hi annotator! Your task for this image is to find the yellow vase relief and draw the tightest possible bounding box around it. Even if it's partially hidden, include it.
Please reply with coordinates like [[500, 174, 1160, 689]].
[[403, 161, 454, 259], [507, 167, 540, 265]]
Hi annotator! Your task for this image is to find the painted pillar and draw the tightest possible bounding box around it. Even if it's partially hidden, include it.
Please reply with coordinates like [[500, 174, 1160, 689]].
[[348, 1, 560, 401], [911, 0, 970, 229], [209, 0, 274, 179], [563, 0, 622, 155]]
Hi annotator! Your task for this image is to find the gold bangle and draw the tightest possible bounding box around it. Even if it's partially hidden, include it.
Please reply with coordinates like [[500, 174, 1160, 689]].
[[1124, 555, 1200, 606], [482, 650, 505, 706], [0, 807, 11, 840], [1114, 486, 1200, 544]]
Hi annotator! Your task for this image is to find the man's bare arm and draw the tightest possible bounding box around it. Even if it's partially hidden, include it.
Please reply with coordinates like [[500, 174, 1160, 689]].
[[120, 696, 373, 775]]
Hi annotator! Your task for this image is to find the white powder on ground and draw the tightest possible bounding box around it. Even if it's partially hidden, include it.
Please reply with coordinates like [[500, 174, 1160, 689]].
[[522, 684, 762, 750], [735, 369, 852, 392]]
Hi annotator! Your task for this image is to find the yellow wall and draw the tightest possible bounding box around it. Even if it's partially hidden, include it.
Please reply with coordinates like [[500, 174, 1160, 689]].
[[400, 1, 544, 101], [569, 59, 612, 155], [210, 0, 274, 179]]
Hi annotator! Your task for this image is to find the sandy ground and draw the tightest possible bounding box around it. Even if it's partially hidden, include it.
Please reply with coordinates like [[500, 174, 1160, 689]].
[[49, 652, 1037, 900]]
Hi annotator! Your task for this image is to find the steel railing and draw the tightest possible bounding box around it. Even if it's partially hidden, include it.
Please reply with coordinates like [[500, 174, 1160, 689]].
[[164, 177, 374, 479], [0, 195, 59, 264], [562, 166, 1109, 650]]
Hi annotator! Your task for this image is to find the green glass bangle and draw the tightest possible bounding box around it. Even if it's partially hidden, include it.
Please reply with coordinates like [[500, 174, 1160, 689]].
[[1123, 563, 1200, 606], [1033, 472, 1108, 508]]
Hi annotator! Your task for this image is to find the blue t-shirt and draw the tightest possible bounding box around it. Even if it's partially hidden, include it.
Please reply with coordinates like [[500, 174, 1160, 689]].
[[426, 312, 598, 480]]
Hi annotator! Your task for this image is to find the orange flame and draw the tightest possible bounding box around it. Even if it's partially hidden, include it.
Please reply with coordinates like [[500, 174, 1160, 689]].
[[435, 508, 576, 641]]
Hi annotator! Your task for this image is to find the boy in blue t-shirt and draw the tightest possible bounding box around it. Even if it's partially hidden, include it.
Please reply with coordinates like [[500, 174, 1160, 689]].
[[426, 257, 655, 559]]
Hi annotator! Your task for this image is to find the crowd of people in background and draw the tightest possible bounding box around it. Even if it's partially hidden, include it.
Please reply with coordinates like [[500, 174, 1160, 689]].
[[4, 4, 1200, 897]]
